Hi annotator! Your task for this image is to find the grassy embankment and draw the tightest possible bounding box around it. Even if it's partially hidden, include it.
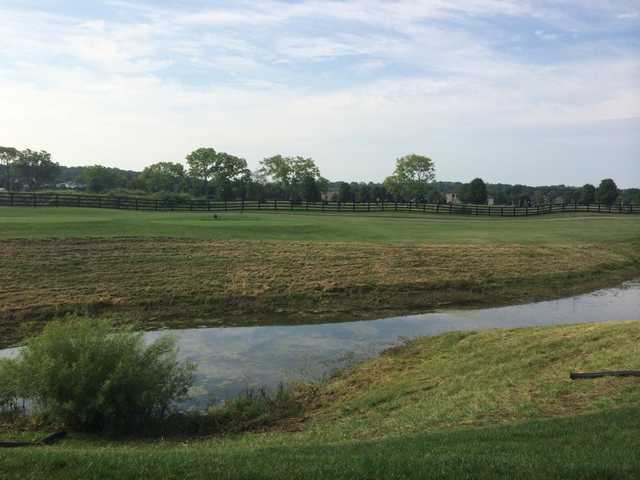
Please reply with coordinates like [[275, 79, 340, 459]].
[[1, 321, 639, 479], [1, 207, 639, 347]]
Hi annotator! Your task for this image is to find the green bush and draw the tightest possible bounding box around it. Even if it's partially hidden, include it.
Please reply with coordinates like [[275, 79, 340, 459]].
[[0, 359, 20, 411], [0, 317, 194, 433], [150, 385, 304, 437]]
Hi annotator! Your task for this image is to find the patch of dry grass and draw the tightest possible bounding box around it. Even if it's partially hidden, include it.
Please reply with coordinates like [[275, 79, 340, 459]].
[[1, 237, 638, 347]]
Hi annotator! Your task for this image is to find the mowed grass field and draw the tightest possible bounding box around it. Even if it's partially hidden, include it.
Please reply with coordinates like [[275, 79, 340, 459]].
[[1, 206, 639, 244], [1, 207, 639, 347], [2, 321, 640, 479]]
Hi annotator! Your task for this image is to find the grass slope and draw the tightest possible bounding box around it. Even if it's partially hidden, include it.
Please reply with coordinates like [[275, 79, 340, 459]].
[[1, 208, 639, 346], [2, 321, 639, 479]]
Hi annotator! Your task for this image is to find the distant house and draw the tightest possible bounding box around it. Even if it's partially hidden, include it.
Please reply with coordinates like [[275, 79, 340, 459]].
[[56, 181, 83, 190], [487, 197, 495, 206], [321, 188, 339, 202], [445, 192, 460, 204]]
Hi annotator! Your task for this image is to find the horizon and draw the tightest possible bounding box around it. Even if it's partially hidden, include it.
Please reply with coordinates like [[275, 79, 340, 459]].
[[1, 1, 639, 188]]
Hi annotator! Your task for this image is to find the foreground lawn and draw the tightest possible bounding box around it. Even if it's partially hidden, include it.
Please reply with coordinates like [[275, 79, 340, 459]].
[[1, 208, 639, 346], [2, 321, 639, 479]]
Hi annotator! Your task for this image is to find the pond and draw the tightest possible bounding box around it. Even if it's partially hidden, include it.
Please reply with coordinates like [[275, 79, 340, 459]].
[[2, 281, 639, 409]]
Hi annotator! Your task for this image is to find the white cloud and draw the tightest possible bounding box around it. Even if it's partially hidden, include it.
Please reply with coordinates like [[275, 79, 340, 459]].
[[617, 12, 639, 19], [0, 1, 639, 186]]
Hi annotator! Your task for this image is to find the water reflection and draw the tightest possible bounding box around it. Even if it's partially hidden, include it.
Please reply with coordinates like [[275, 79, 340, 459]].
[[2, 281, 639, 409]]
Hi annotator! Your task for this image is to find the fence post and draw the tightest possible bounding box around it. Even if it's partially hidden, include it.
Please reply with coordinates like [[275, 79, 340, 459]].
[[224, 200, 228, 212], [274, 200, 277, 210], [368, 202, 370, 212], [305, 201, 308, 211], [353, 201, 355, 212], [290, 200, 293, 211], [10, 193, 14, 206], [155, 199, 158, 211], [242, 199, 245, 212], [32, 193, 36, 207], [338, 202, 341, 211], [449, 204, 452, 215], [395, 202, 398, 211], [322, 201, 325, 212], [135, 198, 139, 210]]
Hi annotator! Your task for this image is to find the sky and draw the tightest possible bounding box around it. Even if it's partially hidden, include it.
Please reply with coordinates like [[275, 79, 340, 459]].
[[1, 0, 639, 187]]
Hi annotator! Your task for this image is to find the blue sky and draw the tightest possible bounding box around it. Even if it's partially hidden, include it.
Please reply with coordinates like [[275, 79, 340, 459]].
[[1, 0, 639, 186]]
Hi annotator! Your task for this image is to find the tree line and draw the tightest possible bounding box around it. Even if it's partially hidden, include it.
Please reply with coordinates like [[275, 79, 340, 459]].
[[0, 146, 637, 206]]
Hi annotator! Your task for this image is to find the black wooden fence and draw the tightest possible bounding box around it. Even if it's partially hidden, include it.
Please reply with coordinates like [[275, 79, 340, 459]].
[[0, 192, 638, 217]]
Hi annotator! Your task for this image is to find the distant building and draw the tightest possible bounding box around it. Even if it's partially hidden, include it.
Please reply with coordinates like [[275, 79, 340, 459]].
[[487, 197, 495, 206], [321, 189, 339, 202], [56, 182, 83, 190], [445, 192, 460, 204]]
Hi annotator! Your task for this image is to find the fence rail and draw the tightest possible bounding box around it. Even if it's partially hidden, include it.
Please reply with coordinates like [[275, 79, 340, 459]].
[[0, 192, 637, 217]]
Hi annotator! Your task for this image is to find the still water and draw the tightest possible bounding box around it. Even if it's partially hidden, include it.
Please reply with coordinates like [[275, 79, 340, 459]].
[[2, 281, 639, 408]]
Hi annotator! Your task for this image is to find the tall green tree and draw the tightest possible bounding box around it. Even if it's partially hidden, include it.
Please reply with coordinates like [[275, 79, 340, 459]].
[[0, 146, 20, 190], [579, 184, 596, 204], [383, 154, 436, 201], [12, 149, 60, 191], [139, 162, 186, 193], [596, 179, 619, 206], [186, 148, 249, 198], [259, 155, 326, 201]]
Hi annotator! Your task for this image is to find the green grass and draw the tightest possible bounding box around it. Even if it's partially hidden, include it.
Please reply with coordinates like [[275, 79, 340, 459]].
[[1, 208, 639, 347], [1, 206, 639, 244], [2, 321, 639, 479]]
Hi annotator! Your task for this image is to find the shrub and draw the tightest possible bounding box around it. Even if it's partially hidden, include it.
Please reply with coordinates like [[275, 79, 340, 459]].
[[151, 385, 304, 437], [215, 385, 302, 428], [0, 317, 194, 433], [0, 359, 20, 411]]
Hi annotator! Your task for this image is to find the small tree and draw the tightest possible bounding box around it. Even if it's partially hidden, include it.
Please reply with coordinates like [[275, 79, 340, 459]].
[[139, 162, 186, 193], [579, 184, 596, 204], [81, 165, 128, 193], [596, 179, 618, 206], [463, 178, 488, 204], [337, 182, 353, 202], [0, 318, 194, 433]]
